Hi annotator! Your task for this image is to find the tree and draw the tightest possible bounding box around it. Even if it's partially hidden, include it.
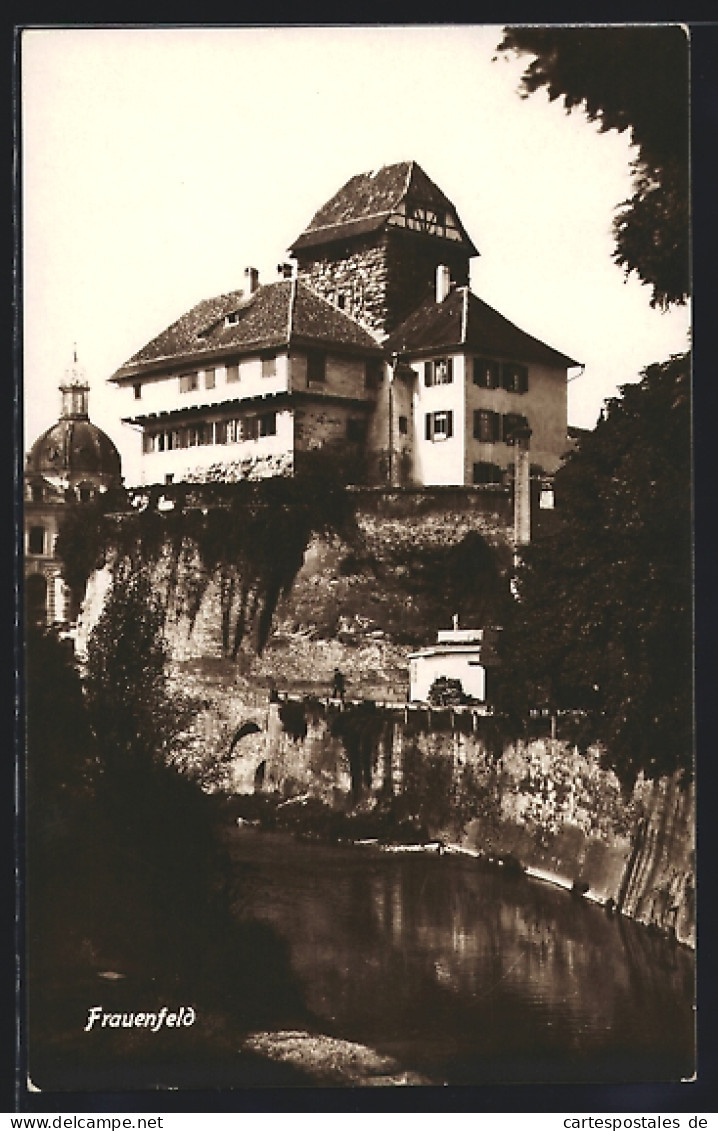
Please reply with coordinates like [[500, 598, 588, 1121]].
[[84, 560, 190, 774], [496, 25, 689, 309], [497, 354, 692, 788]]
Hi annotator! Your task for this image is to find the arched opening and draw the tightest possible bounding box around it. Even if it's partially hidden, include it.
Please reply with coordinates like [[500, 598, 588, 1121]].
[[25, 573, 48, 627]]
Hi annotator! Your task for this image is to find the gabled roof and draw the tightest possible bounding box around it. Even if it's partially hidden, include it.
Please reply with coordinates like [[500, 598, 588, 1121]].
[[289, 160, 478, 256], [110, 280, 382, 381], [384, 287, 579, 369]]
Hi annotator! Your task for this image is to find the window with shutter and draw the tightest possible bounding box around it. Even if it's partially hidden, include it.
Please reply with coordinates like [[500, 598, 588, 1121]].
[[432, 410, 452, 439], [473, 358, 501, 389], [204, 368, 216, 390], [503, 413, 529, 444], [226, 364, 240, 384], [474, 409, 501, 442], [502, 362, 529, 394]]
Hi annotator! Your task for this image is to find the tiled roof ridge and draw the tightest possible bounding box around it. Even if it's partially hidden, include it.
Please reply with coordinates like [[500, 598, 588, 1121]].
[[299, 207, 395, 236], [401, 159, 415, 200]]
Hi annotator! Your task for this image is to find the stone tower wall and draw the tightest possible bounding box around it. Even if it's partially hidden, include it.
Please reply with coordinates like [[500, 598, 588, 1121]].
[[296, 230, 472, 340]]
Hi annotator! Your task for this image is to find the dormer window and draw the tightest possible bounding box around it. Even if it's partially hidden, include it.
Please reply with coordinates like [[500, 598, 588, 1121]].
[[225, 311, 240, 326]]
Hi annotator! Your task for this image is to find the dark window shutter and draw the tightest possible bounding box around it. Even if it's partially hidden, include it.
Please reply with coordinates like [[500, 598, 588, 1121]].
[[424, 361, 433, 387], [519, 365, 528, 393], [425, 413, 432, 440], [447, 410, 453, 438], [447, 357, 453, 382]]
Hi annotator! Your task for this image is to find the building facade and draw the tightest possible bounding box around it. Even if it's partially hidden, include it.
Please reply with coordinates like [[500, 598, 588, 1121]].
[[109, 161, 578, 498]]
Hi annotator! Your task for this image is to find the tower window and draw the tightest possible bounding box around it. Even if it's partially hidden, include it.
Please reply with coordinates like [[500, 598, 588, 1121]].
[[365, 359, 382, 389], [398, 415, 408, 435], [306, 350, 326, 384], [133, 383, 142, 400]]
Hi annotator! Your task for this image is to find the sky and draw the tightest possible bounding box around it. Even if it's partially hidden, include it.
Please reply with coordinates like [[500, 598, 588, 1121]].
[[20, 25, 690, 486]]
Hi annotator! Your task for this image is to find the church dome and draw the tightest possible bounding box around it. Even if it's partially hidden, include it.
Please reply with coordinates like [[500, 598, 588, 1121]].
[[25, 358, 122, 488]]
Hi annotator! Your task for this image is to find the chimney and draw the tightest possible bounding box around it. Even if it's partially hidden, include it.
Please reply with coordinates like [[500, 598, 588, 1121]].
[[244, 266, 259, 294], [436, 264, 451, 303]]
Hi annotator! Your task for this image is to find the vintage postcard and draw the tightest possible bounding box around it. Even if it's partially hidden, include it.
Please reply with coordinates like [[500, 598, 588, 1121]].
[[18, 24, 695, 1103]]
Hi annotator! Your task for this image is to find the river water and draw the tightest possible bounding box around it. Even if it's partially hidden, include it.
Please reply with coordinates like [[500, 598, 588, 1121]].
[[228, 828, 695, 1086]]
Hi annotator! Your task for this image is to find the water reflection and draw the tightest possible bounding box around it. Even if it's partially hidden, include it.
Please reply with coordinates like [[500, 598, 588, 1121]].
[[229, 831, 695, 1085]]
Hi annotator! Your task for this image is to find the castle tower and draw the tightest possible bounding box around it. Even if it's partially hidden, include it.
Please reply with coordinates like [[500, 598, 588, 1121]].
[[288, 161, 478, 340]]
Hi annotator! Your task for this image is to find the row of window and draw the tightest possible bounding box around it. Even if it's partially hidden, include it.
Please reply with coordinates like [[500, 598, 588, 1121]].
[[424, 410, 529, 443], [142, 412, 278, 453], [134, 355, 383, 399], [423, 356, 529, 393]]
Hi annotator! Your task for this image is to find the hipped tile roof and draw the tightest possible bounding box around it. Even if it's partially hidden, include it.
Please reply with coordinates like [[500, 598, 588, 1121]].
[[384, 287, 579, 369], [111, 279, 382, 380], [289, 160, 478, 255]]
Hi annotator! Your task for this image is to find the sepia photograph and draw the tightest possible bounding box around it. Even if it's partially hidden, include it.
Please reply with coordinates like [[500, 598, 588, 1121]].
[[19, 24, 695, 1098]]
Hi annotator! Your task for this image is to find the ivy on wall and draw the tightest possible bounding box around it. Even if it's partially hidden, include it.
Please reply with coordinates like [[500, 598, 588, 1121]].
[[56, 453, 362, 658]]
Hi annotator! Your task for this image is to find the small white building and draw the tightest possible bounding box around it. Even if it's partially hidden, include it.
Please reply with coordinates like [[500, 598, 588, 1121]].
[[408, 620, 493, 704]]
